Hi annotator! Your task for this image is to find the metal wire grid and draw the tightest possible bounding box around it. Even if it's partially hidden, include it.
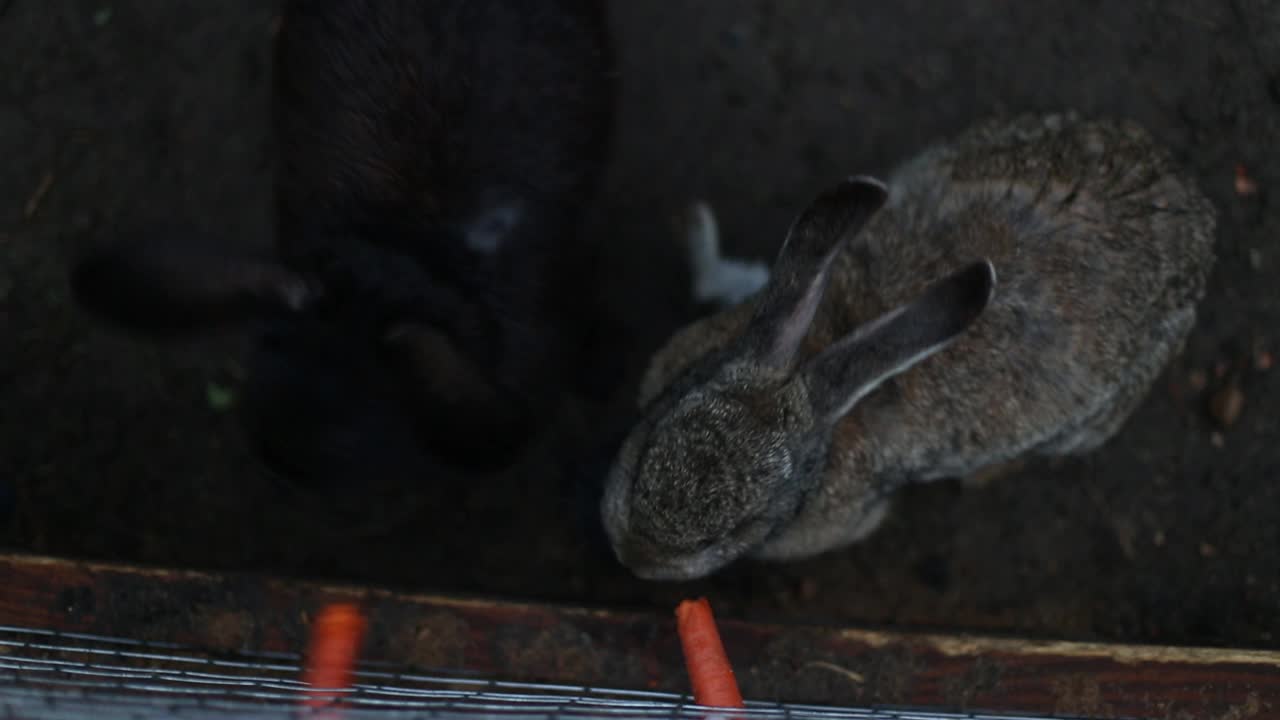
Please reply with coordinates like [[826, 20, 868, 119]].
[[0, 625, 1115, 720]]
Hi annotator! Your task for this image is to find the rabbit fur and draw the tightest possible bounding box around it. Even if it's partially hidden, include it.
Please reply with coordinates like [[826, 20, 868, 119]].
[[602, 112, 1216, 581], [68, 0, 615, 500]]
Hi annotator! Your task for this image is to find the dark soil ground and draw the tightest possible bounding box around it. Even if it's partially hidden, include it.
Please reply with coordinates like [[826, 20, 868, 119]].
[[4, 0, 1280, 657]]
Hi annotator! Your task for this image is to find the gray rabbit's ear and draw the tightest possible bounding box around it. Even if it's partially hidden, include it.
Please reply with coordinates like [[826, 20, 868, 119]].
[[743, 176, 889, 370], [797, 260, 997, 425], [70, 236, 313, 337]]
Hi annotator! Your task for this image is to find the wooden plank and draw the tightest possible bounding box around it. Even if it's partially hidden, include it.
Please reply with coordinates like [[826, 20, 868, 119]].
[[1, 552, 1276, 719]]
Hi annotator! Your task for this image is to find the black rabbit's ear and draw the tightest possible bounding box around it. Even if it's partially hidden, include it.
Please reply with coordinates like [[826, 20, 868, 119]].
[[740, 177, 889, 371], [382, 323, 532, 465], [797, 260, 996, 425], [69, 236, 314, 338]]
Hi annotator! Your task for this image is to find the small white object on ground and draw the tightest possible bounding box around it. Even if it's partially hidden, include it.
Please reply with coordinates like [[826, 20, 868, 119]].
[[686, 200, 770, 308]]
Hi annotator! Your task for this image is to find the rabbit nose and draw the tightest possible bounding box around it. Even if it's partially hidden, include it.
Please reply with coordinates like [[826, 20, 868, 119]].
[[621, 549, 703, 582], [614, 538, 692, 580]]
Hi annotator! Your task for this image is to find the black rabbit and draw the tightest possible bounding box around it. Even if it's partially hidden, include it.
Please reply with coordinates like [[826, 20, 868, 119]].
[[70, 0, 615, 501]]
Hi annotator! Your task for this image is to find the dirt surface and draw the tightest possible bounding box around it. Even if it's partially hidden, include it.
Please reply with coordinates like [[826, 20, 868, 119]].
[[3, 0, 1280, 656]]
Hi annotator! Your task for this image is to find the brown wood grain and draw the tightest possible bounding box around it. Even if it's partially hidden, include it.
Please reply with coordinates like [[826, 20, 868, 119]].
[[1, 551, 1276, 719]]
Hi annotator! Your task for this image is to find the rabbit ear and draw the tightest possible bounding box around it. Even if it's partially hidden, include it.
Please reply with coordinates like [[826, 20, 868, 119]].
[[744, 176, 889, 370], [382, 323, 532, 464], [797, 260, 997, 425], [70, 236, 314, 338]]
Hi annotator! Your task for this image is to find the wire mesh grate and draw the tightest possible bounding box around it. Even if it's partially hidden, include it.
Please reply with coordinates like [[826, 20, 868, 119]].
[[0, 625, 1118, 720]]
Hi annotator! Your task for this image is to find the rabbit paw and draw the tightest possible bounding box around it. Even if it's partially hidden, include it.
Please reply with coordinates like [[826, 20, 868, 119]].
[[685, 200, 769, 308]]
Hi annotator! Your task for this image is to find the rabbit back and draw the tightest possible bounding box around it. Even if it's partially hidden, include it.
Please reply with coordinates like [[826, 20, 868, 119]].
[[810, 113, 1216, 485], [275, 0, 612, 248]]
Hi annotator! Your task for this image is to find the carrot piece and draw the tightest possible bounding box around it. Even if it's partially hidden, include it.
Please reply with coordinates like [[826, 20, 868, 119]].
[[676, 597, 744, 708], [300, 602, 367, 710]]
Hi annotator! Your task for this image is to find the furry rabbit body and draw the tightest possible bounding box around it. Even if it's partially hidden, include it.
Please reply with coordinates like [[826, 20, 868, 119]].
[[602, 112, 1216, 580]]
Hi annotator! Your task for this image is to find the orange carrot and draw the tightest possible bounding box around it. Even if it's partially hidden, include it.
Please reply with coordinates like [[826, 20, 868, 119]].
[[675, 597, 744, 708], [301, 602, 367, 710]]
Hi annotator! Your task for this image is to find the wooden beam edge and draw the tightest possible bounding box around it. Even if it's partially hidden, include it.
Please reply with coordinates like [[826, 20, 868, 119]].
[[1, 551, 1276, 719]]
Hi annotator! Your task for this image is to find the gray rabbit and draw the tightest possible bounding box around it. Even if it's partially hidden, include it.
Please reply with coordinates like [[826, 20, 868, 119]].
[[602, 112, 1216, 581]]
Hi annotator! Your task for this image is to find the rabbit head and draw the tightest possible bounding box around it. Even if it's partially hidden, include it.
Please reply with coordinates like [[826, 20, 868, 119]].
[[68, 229, 525, 498], [601, 177, 997, 580]]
